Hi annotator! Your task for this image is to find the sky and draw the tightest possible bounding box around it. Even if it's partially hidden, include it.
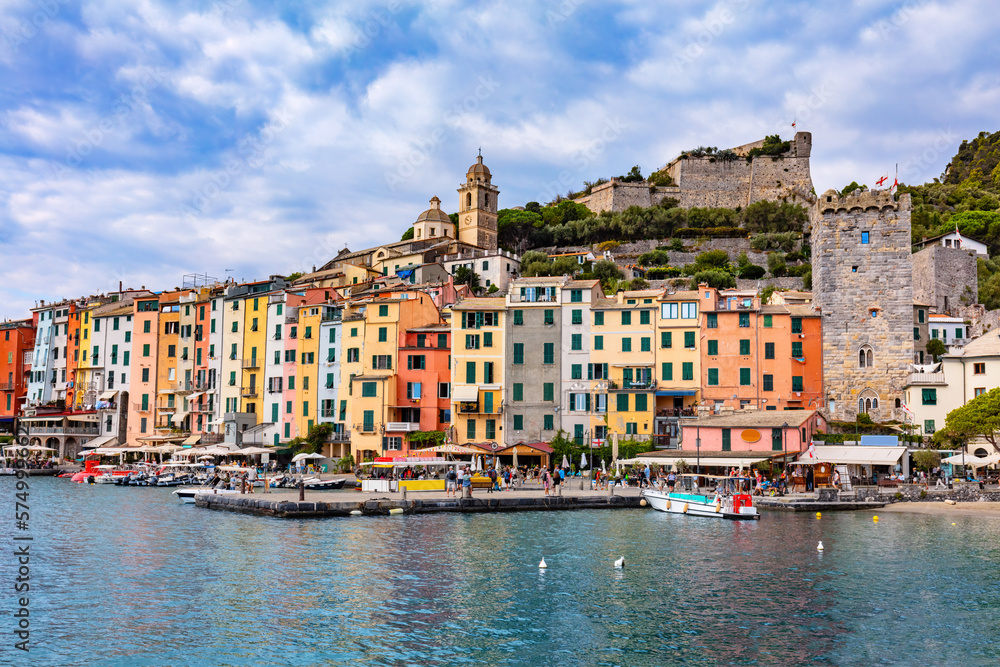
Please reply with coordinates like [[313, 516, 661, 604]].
[[2, 0, 999, 319]]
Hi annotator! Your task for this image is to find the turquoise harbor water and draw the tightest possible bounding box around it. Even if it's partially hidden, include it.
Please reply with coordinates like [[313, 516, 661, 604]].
[[3, 479, 1000, 666]]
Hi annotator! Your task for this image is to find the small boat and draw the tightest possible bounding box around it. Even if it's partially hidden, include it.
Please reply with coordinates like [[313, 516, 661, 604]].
[[301, 477, 347, 490], [642, 475, 760, 521], [173, 487, 243, 504]]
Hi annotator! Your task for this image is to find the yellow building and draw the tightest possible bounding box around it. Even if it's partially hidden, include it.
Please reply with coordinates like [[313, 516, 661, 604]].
[[591, 290, 660, 440], [450, 297, 506, 447], [241, 293, 269, 418], [653, 289, 703, 447], [295, 304, 322, 438], [73, 301, 97, 410]]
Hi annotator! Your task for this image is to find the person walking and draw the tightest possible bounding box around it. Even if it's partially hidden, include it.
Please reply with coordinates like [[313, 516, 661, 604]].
[[542, 468, 551, 496], [461, 466, 473, 498], [445, 466, 458, 497], [487, 466, 497, 493]]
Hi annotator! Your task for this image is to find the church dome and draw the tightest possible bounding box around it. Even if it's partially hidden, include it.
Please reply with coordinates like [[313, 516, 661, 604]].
[[414, 196, 452, 224], [466, 154, 491, 181]]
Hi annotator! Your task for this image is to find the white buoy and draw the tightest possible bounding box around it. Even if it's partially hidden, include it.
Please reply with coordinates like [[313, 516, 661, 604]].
[[538, 557, 547, 569], [614, 557, 625, 569], [817, 541, 825, 551]]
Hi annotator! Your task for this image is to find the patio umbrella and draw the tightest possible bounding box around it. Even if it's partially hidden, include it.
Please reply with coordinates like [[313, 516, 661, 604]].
[[561, 454, 570, 469], [612, 432, 619, 463], [580, 452, 588, 469], [512, 447, 519, 470], [601, 459, 606, 473], [291, 452, 325, 463]]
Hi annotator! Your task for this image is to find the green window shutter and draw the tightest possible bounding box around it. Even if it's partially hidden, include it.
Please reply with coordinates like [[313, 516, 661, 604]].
[[616, 393, 629, 412], [594, 312, 604, 325], [662, 362, 673, 381], [543, 383, 554, 402], [922, 388, 936, 405], [772, 428, 783, 451], [572, 309, 582, 325], [543, 415, 554, 430], [661, 331, 672, 348], [707, 313, 717, 329], [544, 309, 553, 325], [708, 340, 718, 355], [635, 394, 647, 411], [571, 364, 582, 379], [791, 317, 802, 333], [363, 410, 374, 432], [763, 315, 772, 328], [737, 339, 748, 355], [513, 383, 523, 401], [484, 332, 493, 347], [763, 374, 773, 391], [792, 376, 803, 392], [740, 368, 751, 386], [622, 338, 631, 352], [684, 331, 695, 348], [466, 419, 476, 439], [513, 310, 523, 325], [571, 334, 582, 350], [792, 342, 803, 357], [466, 362, 476, 384], [707, 368, 718, 385], [594, 335, 603, 350], [765, 342, 775, 359], [924, 420, 935, 434], [514, 414, 523, 430], [682, 362, 693, 381], [303, 401, 309, 417], [362, 382, 377, 397], [574, 424, 584, 445], [143, 343, 150, 357], [739, 312, 750, 327], [543, 343, 554, 364], [571, 290, 582, 303], [514, 343, 524, 364], [379, 304, 388, 316], [484, 392, 493, 414], [271, 403, 279, 422], [641, 337, 650, 352], [722, 429, 731, 451], [640, 310, 650, 325], [339, 400, 347, 420]]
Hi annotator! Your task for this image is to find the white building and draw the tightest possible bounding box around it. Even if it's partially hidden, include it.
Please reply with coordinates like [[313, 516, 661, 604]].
[[914, 230, 989, 256], [441, 248, 521, 293]]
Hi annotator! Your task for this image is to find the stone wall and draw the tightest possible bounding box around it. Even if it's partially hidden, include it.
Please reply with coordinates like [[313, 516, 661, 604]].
[[666, 157, 754, 209], [812, 189, 914, 422], [855, 484, 1000, 503], [504, 306, 561, 442], [911, 244, 978, 315]]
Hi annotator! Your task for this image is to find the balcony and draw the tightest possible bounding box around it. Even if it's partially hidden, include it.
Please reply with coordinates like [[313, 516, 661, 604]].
[[0, 383, 14, 391], [608, 380, 656, 391], [656, 407, 697, 419], [200, 433, 224, 444], [458, 401, 479, 414], [508, 293, 557, 303], [327, 430, 351, 443], [241, 387, 258, 398], [30, 426, 99, 435], [908, 372, 947, 385], [320, 408, 337, 417], [242, 359, 260, 369], [386, 421, 420, 432]]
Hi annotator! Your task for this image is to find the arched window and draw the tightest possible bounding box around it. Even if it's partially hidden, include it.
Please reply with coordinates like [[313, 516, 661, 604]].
[[466, 193, 472, 209], [859, 398, 865, 414], [895, 398, 901, 409], [484, 193, 490, 209], [858, 345, 874, 368], [871, 398, 878, 409], [867, 349, 873, 367], [859, 350, 866, 367], [865, 398, 872, 413]]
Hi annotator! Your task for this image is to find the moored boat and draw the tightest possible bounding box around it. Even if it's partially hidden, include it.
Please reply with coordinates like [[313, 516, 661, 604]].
[[173, 487, 243, 504], [642, 475, 760, 521]]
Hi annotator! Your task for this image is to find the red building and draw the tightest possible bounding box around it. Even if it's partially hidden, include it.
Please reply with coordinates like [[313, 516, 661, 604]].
[[1, 319, 35, 431], [394, 324, 451, 456]]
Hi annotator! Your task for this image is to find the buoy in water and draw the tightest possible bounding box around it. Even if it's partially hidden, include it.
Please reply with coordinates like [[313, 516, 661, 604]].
[[349, 510, 362, 516], [614, 557, 625, 569], [873, 515, 879, 523], [952, 522, 957, 526], [389, 508, 404, 515], [817, 541, 825, 551], [640, 499, 647, 507], [816, 512, 821, 519], [539, 558, 548, 569]]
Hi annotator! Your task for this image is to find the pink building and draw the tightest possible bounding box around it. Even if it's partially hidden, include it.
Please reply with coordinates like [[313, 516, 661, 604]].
[[677, 410, 825, 463]]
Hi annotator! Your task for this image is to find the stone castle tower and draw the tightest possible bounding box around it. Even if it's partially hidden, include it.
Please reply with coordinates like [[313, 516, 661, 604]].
[[812, 188, 914, 422], [457, 154, 498, 250]]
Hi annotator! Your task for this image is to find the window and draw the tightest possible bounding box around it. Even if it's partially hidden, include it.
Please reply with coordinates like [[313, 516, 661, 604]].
[[662, 362, 673, 381], [616, 393, 629, 412], [975, 387, 986, 397], [706, 313, 718, 329], [792, 376, 803, 392], [594, 335, 603, 350], [543, 343, 554, 364], [640, 310, 650, 325], [739, 312, 750, 328], [571, 334, 582, 351], [707, 368, 719, 385], [707, 340, 718, 356], [513, 383, 523, 401], [407, 355, 426, 370], [974, 363, 986, 375], [913, 327, 920, 341], [622, 338, 632, 352], [142, 343, 150, 357], [640, 337, 650, 352], [466, 362, 476, 384], [684, 331, 695, 348], [543, 415, 554, 431], [543, 383, 554, 402], [660, 332, 672, 349], [513, 310, 523, 326], [141, 368, 149, 382], [513, 414, 524, 430], [922, 388, 937, 405], [465, 334, 480, 350], [363, 410, 375, 432], [924, 419, 935, 435], [635, 394, 647, 411], [483, 362, 494, 384], [594, 312, 604, 325], [143, 320, 151, 334], [739, 368, 751, 386], [571, 309, 582, 325], [722, 429, 731, 451], [791, 342, 803, 358], [438, 333, 447, 348], [570, 289, 582, 303], [861, 231, 870, 244], [378, 327, 387, 342], [918, 309, 925, 324], [406, 382, 421, 400], [514, 343, 524, 364], [379, 304, 388, 317], [681, 303, 697, 319], [544, 310, 554, 325], [763, 315, 772, 328], [682, 362, 693, 381], [791, 318, 802, 334], [739, 339, 750, 355], [571, 364, 582, 380], [621, 311, 631, 326], [762, 374, 773, 391], [661, 303, 678, 319]]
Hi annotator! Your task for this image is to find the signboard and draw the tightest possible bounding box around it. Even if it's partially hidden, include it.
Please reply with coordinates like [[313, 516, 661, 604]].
[[741, 429, 762, 443]]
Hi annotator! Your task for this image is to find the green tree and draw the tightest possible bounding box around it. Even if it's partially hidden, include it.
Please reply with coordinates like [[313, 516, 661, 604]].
[[400, 227, 414, 241], [912, 449, 942, 472], [454, 266, 481, 293], [926, 338, 947, 361], [289, 423, 334, 455], [619, 165, 644, 183], [591, 260, 624, 292], [941, 387, 1000, 453], [767, 252, 787, 277], [690, 269, 735, 290]]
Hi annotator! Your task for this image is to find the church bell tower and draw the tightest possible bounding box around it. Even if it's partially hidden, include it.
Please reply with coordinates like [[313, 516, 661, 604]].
[[457, 154, 499, 251]]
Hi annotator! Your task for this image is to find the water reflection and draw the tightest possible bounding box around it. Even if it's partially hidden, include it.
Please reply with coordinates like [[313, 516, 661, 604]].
[[6, 480, 1000, 666]]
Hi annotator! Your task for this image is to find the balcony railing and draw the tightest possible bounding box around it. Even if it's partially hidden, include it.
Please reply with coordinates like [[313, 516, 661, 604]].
[[320, 408, 337, 417], [908, 372, 947, 385], [656, 407, 697, 419], [508, 293, 557, 303], [327, 430, 351, 443], [608, 380, 655, 391], [0, 383, 14, 391], [458, 401, 479, 414], [386, 422, 420, 432], [30, 426, 99, 435], [241, 388, 258, 398], [242, 359, 260, 369], [200, 433, 224, 444]]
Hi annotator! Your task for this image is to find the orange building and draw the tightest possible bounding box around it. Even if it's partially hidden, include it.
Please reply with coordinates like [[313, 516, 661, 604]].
[[393, 324, 451, 456], [128, 294, 161, 443], [1, 319, 35, 429], [700, 288, 823, 412]]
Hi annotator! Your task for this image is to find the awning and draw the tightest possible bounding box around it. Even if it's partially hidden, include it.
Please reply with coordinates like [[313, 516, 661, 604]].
[[171, 411, 189, 423], [68, 414, 99, 422], [452, 385, 479, 402], [620, 455, 768, 468], [186, 392, 203, 402], [99, 391, 118, 400], [83, 435, 118, 449], [182, 435, 201, 446], [797, 446, 906, 466], [656, 390, 697, 396], [158, 389, 176, 395]]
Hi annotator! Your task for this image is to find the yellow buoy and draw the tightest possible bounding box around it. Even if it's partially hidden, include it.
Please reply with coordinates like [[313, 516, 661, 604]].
[[873, 516, 879, 523], [389, 508, 404, 515], [640, 499, 647, 507], [682, 503, 689, 513], [952, 522, 956, 526], [816, 512, 821, 519], [715, 502, 721, 513], [665, 500, 671, 510]]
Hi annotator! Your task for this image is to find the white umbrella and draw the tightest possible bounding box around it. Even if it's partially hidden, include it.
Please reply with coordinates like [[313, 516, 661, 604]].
[[561, 454, 570, 469], [512, 447, 519, 470], [601, 459, 606, 473], [238, 447, 276, 455], [612, 432, 619, 463], [291, 452, 325, 463], [580, 452, 588, 469]]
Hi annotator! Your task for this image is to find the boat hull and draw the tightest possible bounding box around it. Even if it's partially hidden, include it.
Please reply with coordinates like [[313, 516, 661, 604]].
[[642, 489, 760, 520], [173, 487, 243, 504]]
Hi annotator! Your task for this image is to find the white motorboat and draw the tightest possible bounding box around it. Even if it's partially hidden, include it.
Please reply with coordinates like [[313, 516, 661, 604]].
[[642, 475, 760, 521], [173, 487, 243, 504]]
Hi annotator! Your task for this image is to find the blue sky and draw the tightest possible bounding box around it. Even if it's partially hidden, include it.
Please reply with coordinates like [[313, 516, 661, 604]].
[[2, 0, 999, 318]]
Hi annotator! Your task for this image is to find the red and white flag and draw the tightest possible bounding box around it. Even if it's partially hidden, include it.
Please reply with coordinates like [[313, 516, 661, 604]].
[[876, 174, 889, 187]]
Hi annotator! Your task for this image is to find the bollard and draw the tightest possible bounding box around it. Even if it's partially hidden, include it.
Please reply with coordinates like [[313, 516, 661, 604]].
[[607, 484, 614, 498], [557, 485, 562, 497], [402, 486, 407, 501], [579, 479, 584, 491], [298, 480, 305, 501]]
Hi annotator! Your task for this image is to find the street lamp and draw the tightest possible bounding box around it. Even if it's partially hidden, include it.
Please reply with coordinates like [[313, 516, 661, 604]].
[[696, 426, 701, 477], [782, 421, 789, 477]]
